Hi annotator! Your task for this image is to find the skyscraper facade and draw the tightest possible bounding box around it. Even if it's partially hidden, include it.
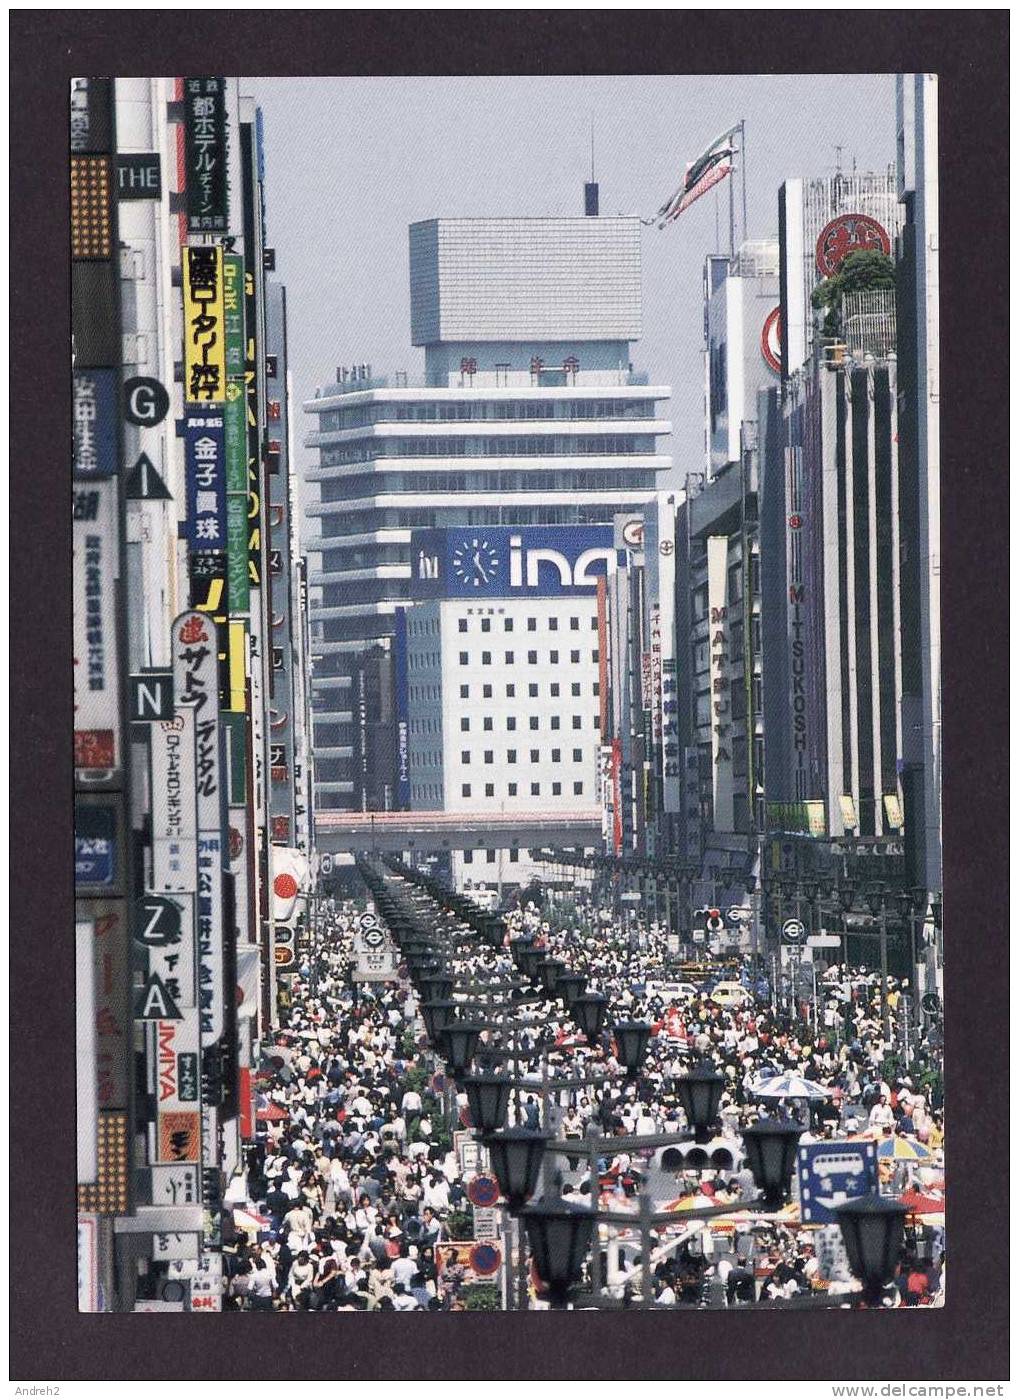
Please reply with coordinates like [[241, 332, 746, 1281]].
[[305, 216, 672, 811]]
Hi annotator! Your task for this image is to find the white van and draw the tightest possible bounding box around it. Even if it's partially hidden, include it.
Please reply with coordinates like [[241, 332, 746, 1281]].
[[644, 980, 701, 1004]]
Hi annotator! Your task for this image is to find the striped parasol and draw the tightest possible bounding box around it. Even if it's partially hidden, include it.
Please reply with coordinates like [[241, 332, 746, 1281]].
[[877, 1136, 932, 1161], [750, 1072, 833, 1100]]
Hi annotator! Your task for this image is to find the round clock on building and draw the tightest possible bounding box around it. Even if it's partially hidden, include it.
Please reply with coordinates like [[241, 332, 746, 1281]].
[[452, 537, 499, 587]]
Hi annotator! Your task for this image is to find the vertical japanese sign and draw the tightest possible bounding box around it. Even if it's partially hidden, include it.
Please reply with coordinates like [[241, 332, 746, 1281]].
[[87, 900, 130, 1109], [151, 1016, 202, 1165], [223, 254, 249, 615], [184, 78, 228, 233], [184, 412, 227, 554], [393, 608, 411, 808], [183, 245, 226, 405], [72, 370, 119, 478], [171, 613, 224, 1051], [76, 917, 98, 1184], [243, 264, 262, 588], [707, 536, 735, 831], [151, 707, 198, 892], [73, 481, 121, 775]]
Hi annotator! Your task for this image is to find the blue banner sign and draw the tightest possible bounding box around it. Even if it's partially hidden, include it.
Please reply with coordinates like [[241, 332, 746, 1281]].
[[75, 803, 117, 887], [184, 412, 227, 554], [410, 525, 615, 600], [72, 369, 119, 478], [797, 1140, 878, 1224]]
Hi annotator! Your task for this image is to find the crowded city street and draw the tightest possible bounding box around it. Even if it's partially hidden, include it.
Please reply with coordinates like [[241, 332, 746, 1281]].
[[226, 864, 946, 1312]]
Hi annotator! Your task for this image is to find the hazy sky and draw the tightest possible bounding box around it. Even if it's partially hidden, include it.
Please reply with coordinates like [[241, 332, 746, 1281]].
[[247, 74, 897, 491]]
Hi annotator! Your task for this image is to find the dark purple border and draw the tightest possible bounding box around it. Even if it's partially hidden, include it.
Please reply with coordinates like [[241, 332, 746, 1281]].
[[10, 9, 1009, 1382]]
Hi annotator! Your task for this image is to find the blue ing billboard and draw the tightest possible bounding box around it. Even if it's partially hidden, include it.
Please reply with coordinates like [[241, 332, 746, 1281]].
[[410, 526, 615, 600]]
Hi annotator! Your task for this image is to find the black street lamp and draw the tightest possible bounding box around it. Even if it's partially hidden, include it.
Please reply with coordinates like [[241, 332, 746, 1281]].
[[741, 1118, 804, 1206], [438, 1021, 483, 1077], [834, 1194, 908, 1305], [510, 936, 535, 969], [555, 971, 587, 1008], [613, 1021, 652, 1078], [419, 999, 458, 1044], [418, 974, 453, 1004], [538, 958, 567, 995], [570, 992, 609, 1046], [482, 1128, 550, 1214], [518, 1195, 596, 1309], [462, 1074, 512, 1136], [676, 1061, 725, 1143], [519, 946, 547, 981]]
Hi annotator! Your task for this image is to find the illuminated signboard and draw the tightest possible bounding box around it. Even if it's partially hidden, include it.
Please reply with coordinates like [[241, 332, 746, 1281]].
[[411, 525, 614, 600]]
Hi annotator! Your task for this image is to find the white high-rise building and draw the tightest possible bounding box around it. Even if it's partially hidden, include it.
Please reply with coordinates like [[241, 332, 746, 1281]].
[[304, 215, 672, 810]]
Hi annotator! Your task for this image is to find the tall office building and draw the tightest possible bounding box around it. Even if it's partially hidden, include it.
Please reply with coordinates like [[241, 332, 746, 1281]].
[[305, 215, 672, 811], [894, 74, 941, 900]]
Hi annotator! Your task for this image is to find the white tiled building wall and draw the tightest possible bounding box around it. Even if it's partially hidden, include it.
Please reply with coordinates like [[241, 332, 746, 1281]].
[[406, 595, 602, 888]]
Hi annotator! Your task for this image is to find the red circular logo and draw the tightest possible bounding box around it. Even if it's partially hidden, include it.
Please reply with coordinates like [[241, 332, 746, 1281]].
[[228, 826, 243, 861], [788, 514, 803, 530], [815, 213, 891, 278], [761, 306, 782, 374], [274, 872, 298, 900]]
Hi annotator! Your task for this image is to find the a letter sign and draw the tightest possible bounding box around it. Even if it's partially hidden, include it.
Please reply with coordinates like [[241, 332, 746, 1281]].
[[124, 376, 170, 428], [117, 153, 162, 199], [130, 672, 175, 721]]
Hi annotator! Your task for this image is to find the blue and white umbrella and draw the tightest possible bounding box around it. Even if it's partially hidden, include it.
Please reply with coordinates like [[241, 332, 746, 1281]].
[[750, 1072, 833, 1100]]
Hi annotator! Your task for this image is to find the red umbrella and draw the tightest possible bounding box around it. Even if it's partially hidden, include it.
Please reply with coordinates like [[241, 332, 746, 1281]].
[[256, 1102, 290, 1123], [899, 1186, 944, 1214]]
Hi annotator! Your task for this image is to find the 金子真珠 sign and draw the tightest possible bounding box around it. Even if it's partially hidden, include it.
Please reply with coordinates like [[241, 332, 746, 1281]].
[[184, 413, 227, 554]]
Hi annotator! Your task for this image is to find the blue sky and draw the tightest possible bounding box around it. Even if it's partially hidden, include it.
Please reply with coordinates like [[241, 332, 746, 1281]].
[[247, 74, 897, 483]]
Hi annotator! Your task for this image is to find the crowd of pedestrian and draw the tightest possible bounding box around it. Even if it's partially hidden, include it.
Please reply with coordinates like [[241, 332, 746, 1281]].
[[223, 879, 944, 1310]]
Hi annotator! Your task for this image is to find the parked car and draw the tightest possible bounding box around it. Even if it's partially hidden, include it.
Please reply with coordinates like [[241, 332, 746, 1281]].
[[707, 980, 752, 1009], [644, 980, 702, 1005]]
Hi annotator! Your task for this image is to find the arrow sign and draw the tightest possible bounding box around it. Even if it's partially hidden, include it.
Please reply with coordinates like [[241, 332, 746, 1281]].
[[135, 972, 183, 1021], [125, 453, 173, 501]]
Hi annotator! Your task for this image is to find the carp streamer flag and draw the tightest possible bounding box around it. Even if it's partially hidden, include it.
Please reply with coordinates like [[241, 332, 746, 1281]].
[[655, 123, 741, 228]]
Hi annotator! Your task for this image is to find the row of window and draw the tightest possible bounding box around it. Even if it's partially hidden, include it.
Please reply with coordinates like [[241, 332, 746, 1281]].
[[463, 848, 524, 864], [319, 469, 658, 498], [319, 435, 654, 466], [318, 399, 657, 431], [458, 685, 597, 719], [317, 504, 626, 534], [461, 615, 597, 634], [459, 649, 599, 667], [459, 746, 588, 765], [459, 780, 585, 798]]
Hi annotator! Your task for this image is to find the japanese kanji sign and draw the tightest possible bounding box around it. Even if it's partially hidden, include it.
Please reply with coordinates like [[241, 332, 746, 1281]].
[[184, 78, 228, 232], [184, 412, 227, 553], [183, 246, 226, 404]]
